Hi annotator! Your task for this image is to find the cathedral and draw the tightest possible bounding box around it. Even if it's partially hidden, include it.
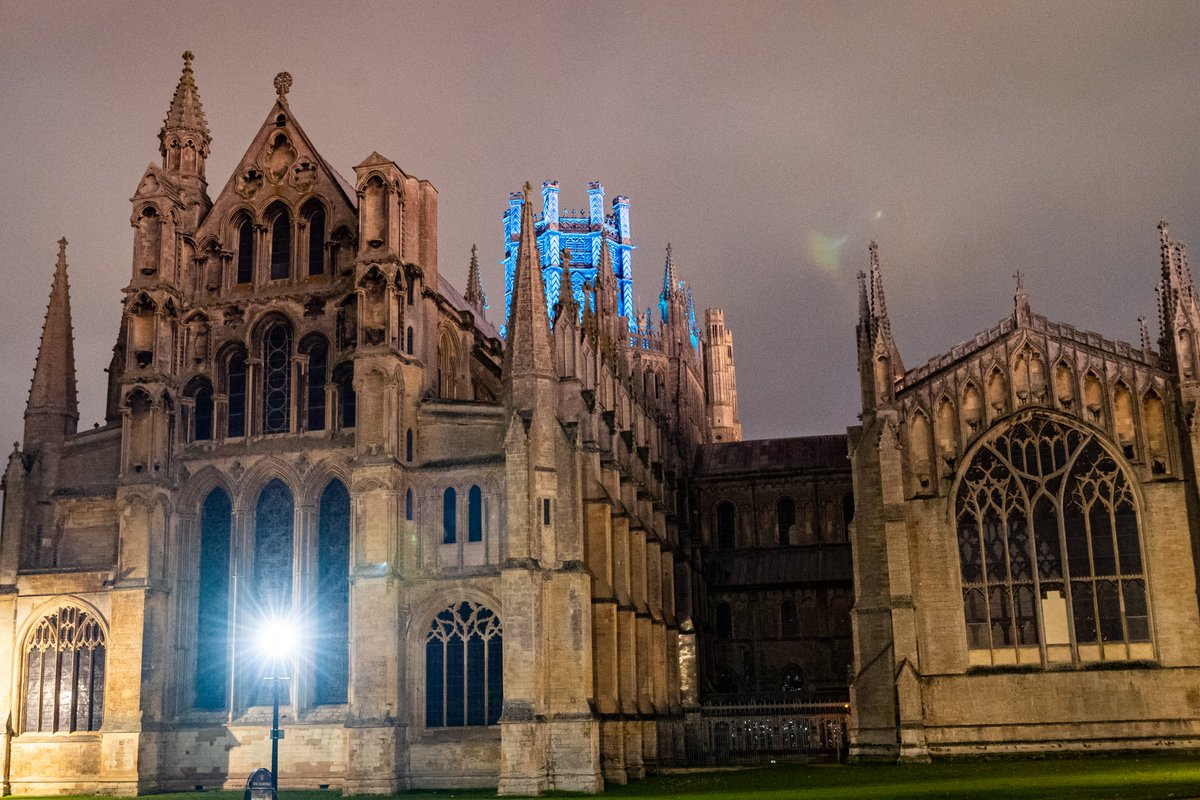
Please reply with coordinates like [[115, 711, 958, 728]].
[[1, 52, 1199, 796]]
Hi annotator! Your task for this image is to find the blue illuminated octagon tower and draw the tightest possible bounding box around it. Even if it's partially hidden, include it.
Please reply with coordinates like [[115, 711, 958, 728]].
[[500, 180, 634, 335]]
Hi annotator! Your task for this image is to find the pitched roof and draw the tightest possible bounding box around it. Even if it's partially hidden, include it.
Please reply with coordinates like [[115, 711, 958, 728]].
[[696, 435, 849, 476]]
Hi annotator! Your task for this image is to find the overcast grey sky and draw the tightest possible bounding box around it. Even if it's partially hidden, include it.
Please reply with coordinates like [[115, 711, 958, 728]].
[[2, 1, 1199, 447]]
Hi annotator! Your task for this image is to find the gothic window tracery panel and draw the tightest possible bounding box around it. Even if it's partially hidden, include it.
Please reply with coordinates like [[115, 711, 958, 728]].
[[300, 335, 327, 431], [955, 415, 1151, 665], [23, 606, 106, 733], [226, 350, 248, 438], [316, 480, 350, 705], [261, 322, 292, 435], [424, 601, 502, 727]]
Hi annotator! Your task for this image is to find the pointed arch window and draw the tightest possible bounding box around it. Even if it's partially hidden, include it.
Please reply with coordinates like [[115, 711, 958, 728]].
[[316, 480, 350, 705], [777, 497, 796, 546], [301, 335, 328, 431], [333, 362, 355, 428], [305, 204, 326, 277], [195, 488, 231, 709], [262, 322, 293, 435], [468, 485, 483, 542], [780, 599, 799, 639], [405, 488, 414, 521], [236, 216, 254, 284], [406, 326, 414, 355], [226, 351, 247, 438], [956, 415, 1151, 665], [186, 378, 214, 442], [23, 606, 106, 733], [406, 428, 414, 462], [269, 206, 292, 280], [255, 480, 294, 613], [716, 501, 736, 549], [443, 487, 457, 544], [425, 602, 503, 727]]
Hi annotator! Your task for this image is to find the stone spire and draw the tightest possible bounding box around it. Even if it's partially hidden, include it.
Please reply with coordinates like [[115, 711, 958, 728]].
[[662, 242, 680, 299], [25, 238, 79, 443], [503, 182, 554, 380], [159, 51, 211, 161], [557, 248, 579, 322], [465, 243, 486, 314], [858, 240, 904, 382]]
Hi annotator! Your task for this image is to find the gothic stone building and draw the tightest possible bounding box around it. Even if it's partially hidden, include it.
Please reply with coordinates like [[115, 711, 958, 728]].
[[0, 55, 744, 795], [4, 52, 1200, 797]]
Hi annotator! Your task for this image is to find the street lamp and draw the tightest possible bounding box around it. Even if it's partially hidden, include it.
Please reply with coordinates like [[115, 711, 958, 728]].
[[256, 614, 300, 793]]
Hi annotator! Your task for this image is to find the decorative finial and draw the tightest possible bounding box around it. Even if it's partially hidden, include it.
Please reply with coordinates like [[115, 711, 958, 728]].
[[1139, 314, 1151, 352], [1014, 269, 1026, 293], [182, 50, 194, 66], [57, 237, 68, 255], [274, 71, 293, 101]]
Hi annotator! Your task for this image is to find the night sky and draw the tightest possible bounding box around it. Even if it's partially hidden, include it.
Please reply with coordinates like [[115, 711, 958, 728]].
[[2, 1, 1199, 450]]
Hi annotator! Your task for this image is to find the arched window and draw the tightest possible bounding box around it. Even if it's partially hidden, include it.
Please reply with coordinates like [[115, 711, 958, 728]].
[[226, 350, 247, 438], [301, 335, 327, 431], [715, 602, 733, 639], [305, 204, 326, 276], [425, 602, 502, 727], [269, 206, 291, 280], [195, 488, 231, 709], [443, 487, 457, 544], [780, 598, 799, 638], [406, 428, 414, 462], [777, 497, 796, 546], [255, 480, 294, 613], [956, 415, 1150, 664], [236, 216, 254, 284], [186, 378, 214, 442], [261, 322, 292, 434], [405, 488, 414, 521], [316, 480, 350, 705], [406, 326, 414, 355], [468, 485, 483, 542], [23, 606, 106, 733], [716, 501, 736, 549], [333, 363, 355, 428]]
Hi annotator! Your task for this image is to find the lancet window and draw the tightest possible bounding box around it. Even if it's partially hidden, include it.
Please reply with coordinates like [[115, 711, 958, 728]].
[[195, 488, 231, 709], [316, 480, 350, 705], [443, 487, 457, 544], [424, 601, 503, 727], [226, 350, 248, 438], [261, 322, 293, 434], [269, 206, 291, 280], [468, 485, 483, 542], [301, 335, 327, 431], [956, 415, 1151, 665], [185, 377, 214, 442], [305, 203, 326, 277], [333, 362, 355, 428], [235, 215, 254, 284], [23, 606, 106, 733]]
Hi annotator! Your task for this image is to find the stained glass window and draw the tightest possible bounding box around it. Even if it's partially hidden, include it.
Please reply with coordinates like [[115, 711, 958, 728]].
[[425, 602, 502, 727], [956, 415, 1150, 662], [303, 337, 327, 431], [195, 488, 231, 709], [255, 480, 294, 613], [227, 352, 247, 438], [236, 217, 254, 284], [23, 606, 106, 733], [316, 480, 349, 705], [270, 208, 291, 280], [443, 488, 457, 544]]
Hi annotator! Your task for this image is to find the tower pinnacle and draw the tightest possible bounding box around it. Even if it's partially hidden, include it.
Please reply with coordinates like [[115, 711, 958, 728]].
[[160, 50, 211, 159], [25, 238, 79, 444], [465, 243, 486, 314], [503, 183, 554, 381]]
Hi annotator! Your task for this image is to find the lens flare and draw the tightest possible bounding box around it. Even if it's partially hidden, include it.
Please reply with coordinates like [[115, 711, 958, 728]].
[[807, 231, 848, 274]]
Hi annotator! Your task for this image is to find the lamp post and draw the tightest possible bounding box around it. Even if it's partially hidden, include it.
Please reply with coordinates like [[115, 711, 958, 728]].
[[257, 615, 299, 794]]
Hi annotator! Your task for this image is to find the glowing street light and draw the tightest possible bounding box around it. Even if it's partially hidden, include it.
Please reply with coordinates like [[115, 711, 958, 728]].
[[256, 613, 301, 794]]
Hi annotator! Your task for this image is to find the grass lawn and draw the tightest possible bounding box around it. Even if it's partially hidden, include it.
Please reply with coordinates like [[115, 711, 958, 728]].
[[24, 756, 1200, 800]]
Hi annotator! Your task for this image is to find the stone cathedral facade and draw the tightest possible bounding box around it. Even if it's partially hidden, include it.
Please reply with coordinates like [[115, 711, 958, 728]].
[[3, 52, 1200, 798]]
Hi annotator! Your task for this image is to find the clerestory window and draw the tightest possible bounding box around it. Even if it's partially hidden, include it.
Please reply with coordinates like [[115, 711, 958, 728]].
[[956, 415, 1151, 666]]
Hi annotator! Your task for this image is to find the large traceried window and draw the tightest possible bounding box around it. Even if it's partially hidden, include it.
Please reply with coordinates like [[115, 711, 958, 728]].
[[23, 606, 106, 733], [425, 601, 503, 727], [956, 415, 1151, 666]]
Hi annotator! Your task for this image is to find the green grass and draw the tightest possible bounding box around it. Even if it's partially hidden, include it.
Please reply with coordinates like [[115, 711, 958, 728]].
[[24, 756, 1200, 800]]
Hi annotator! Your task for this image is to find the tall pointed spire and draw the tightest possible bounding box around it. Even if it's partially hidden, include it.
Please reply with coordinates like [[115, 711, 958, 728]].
[[465, 243, 486, 314], [662, 242, 680, 298], [557, 248, 579, 322], [159, 51, 211, 160], [503, 182, 554, 380], [862, 240, 904, 376], [26, 238, 79, 441]]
